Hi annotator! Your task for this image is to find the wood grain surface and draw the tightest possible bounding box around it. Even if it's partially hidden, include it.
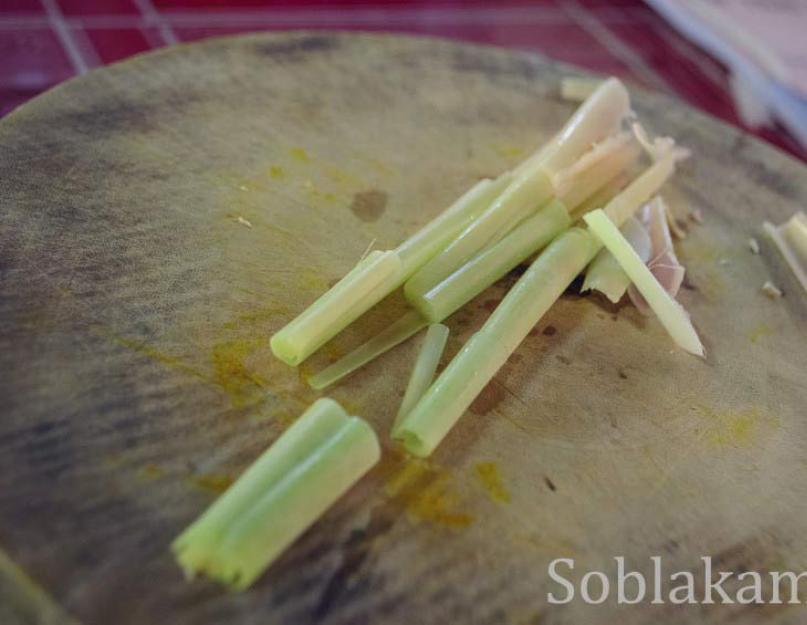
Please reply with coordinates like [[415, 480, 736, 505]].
[[1, 31, 806, 625]]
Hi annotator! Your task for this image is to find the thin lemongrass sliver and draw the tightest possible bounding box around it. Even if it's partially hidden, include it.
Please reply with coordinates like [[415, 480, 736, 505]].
[[582, 217, 651, 303], [271, 250, 402, 366], [307, 310, 427, 390], [410, 200, 572, 322], [172, 398, 349, 578], [583, 209, 704, 356], [603, 153, 677, 227], [396, 175, 512, 275], [394, 228, 600, 457], [215, 415, 380, 590], [393, 323, 450, 433]]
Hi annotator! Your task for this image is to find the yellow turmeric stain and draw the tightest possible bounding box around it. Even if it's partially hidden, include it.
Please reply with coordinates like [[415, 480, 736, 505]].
[[697, 406, 777, 448], [747, 323, 774, 344], [268, 165, 285, 179], [289, 147, 310, 163], [191, 473, 234, 494], [493, 144, 526, 159], [381, 452, 473, 529], [473, 462, 511, 504], [139, 464, 165, 479], [109, 336, 208, 382], [210, 338, 269, 407]]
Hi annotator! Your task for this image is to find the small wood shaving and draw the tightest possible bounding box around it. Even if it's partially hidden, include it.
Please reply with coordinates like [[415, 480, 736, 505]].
[[748, 238, 760, 254], [690, 208, 704, 224], [761, 280, 783, 299], [236, 216, 253, 228]]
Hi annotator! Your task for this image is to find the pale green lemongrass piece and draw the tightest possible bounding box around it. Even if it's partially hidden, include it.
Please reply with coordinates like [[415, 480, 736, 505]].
[[172, 398, 349, 578], [404, 78, 632, 302], [396, 174, 512, 275], [214, 415, 380, 590], [307, 310, 427, 390], [394, 228, 600, 457], [393, 323, 450, 432], [411, 199, 572, 321], [271, 250, 402, 366], [560, 77, 601, 102], [584, 209, 704, 356], [570, 175, 626, 221], [763, 211, 807, 294], [604, 152, 676, 227], [393, 155, 677, 457], [582, 217, 651, 303], [554, 133, 639, 209]]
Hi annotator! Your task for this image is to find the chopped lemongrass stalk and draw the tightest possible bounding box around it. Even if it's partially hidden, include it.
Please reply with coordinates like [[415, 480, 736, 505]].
[[569, 175, 626, 220], [410, 200, 572, 321], [393, 323, 450, 432], [404, 78, 631, 302], [271, 250, 402, 366], [393, 155, 679, 457], [603, 153, 677, 227], [394, 228, 600, 457], [172, 398, 375, 587], [584, 209, 704, 356], [308, 310, 427, 390], [560, 77, 601, 102], [213, 414, 379, 590], [763, 212, 807, 294], [582, 217, 651, 303], [396, 175, 512, 275], [554, 133, 639, 208]]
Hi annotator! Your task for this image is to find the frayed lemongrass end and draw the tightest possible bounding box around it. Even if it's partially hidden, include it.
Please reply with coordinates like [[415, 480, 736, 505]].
[[584, 209, 704, 357], [763, 212, 807, 294], [631, 122, 691, 163]]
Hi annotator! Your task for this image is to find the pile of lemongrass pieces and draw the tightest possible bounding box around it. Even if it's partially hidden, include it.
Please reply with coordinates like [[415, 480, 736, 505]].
[[174, 77, 706, 590]]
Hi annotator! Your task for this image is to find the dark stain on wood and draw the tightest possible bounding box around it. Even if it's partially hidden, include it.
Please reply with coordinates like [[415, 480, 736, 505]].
[[544, 476, 557, 492], [252, 34, 341, 60], [350, 190, 388, 222], [555, 355, 571, 365], [618, 369, 628, 380], [470, 380, 506, 415], [482, 298, 501, 312], [542, 325, 557, 336]]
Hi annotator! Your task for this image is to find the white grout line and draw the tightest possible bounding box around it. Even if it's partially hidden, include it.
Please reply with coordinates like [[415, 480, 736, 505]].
[[39, 0, 94, 74], [132, 0, 178, 45], [560, 0, 673, 94]]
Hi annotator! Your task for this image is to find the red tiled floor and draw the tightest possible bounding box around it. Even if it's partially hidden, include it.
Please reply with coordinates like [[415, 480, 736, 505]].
[[55, 0, 140, 16], [0, 0, 44, 13], [82, 27, 154, 64], [0, 28, 75, 88]]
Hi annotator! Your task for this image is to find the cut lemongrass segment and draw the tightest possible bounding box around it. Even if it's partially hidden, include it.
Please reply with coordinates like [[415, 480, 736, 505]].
[[570, 175, 626, 221], [396, 175, 512, 275], [271, 250, 402, 366], [582, 217, 651, 303], [393, 323, 450, 432], [174, 399, 347, 577], [394, 228, 600, 457], [308, 310, 427, 390], [604, 153, 677, 227], [554, 133, 639, 209], [172, 398, 380, 590], [394, 154, 680, 457], [411, 199, 571, 321], [584, 209, 704, 356], [404, 78, 632, 303], [763, 211, 807, 294]]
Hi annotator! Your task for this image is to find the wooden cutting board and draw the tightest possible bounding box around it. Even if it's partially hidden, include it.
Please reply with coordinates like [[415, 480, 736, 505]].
[[1, 32, 806, 625]]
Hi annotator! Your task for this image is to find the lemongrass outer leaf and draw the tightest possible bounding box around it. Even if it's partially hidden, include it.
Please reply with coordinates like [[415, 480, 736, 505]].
[[215, 416, 380, 590], [394, 228, 599, 457], [396, 175, 511, 275], [582, 217, 651, 303], [271, 250, 402, 366], [172, 398, 349, 578], [308, 310, 427, 390], [393, 323, 450, 432], [410, 200, 572, 321], [560, 77, 601, 102], [584, 209, 704, 356]]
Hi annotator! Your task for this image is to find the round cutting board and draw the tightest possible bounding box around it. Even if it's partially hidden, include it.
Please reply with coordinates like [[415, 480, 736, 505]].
[[1, 32, 806, 625]]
